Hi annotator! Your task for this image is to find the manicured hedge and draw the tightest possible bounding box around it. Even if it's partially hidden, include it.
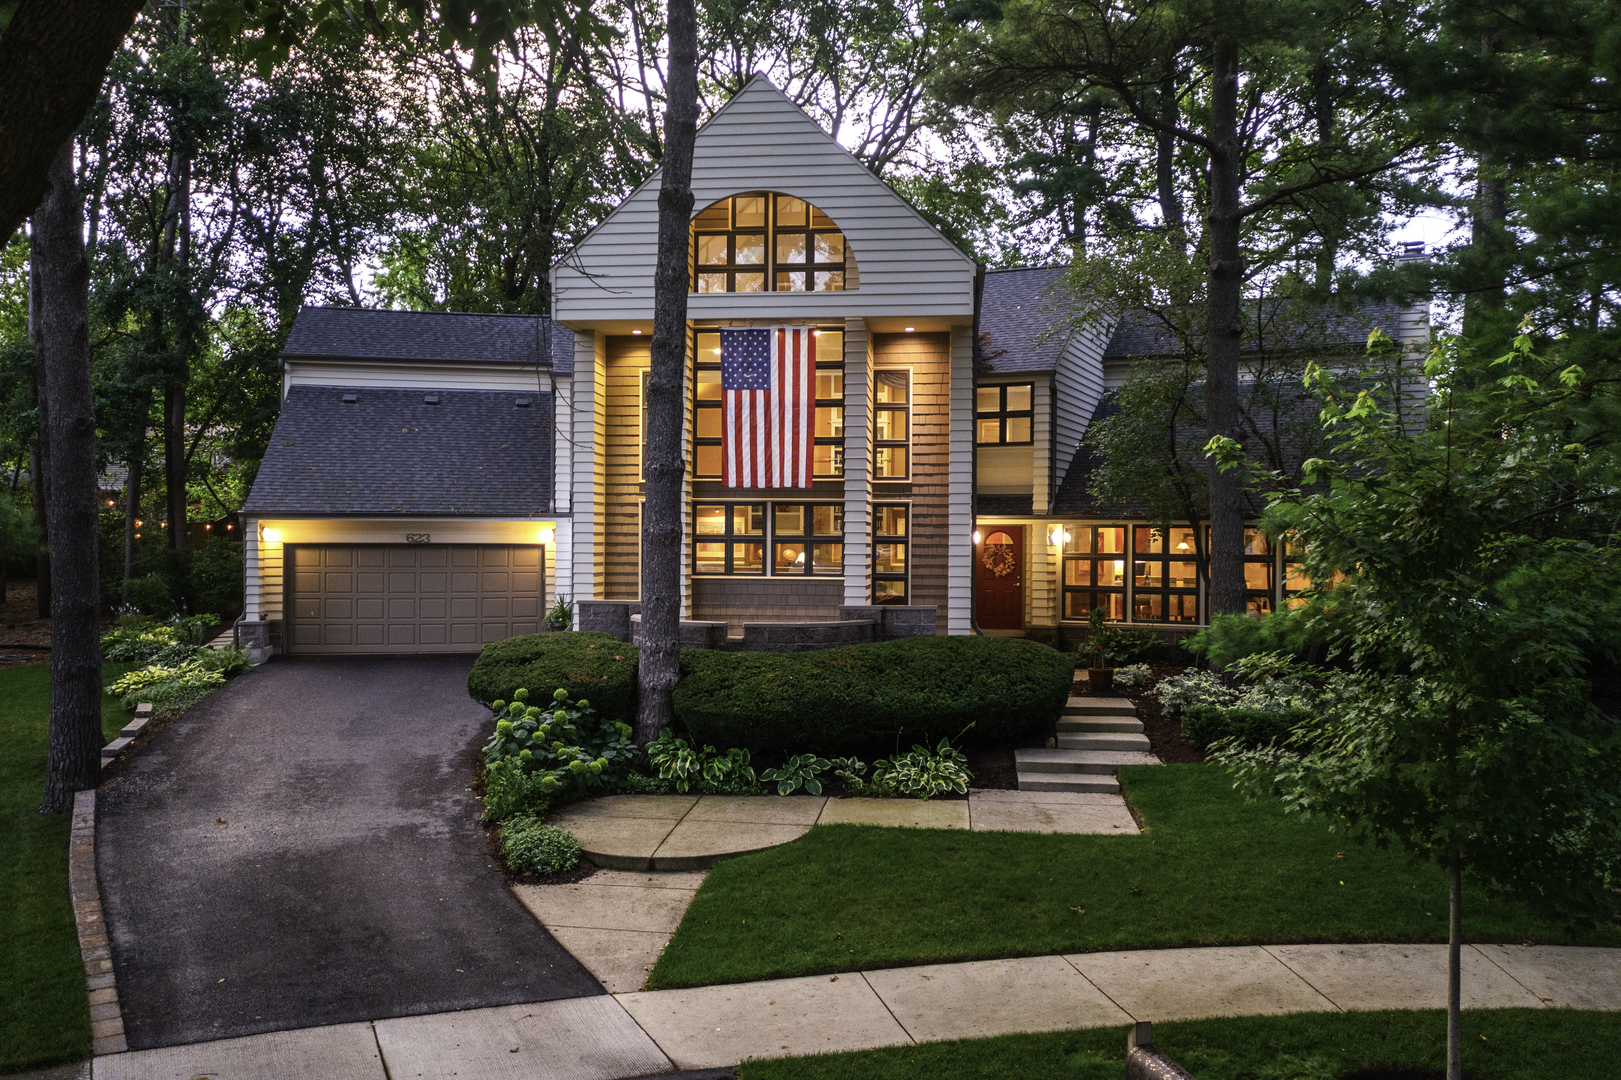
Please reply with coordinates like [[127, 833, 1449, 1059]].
[[673, 636, 1073, 755], [1181, 705, 1308, 750], [468, 632, 639, 719]]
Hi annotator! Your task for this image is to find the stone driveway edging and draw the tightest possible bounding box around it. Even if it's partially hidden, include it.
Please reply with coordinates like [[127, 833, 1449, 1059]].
[[70, 789, 126, 1056]]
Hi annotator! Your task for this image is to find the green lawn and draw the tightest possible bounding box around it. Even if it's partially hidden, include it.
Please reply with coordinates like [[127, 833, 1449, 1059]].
[[650, 764, 1621, 990], [736, 1009, 1621, 1080], [1, 663, 134, 1074]]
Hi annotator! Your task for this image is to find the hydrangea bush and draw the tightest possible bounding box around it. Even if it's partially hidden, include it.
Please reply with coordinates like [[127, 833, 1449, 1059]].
[[480, 688, 640, 821]]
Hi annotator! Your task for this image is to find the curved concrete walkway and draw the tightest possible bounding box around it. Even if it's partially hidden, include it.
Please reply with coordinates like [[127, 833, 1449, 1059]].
[[89, 942, 1621, 1078], [552, 789, 1139, 871]]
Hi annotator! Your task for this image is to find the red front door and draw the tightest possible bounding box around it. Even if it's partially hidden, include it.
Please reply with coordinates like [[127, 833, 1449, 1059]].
[[976, 526, 1024, 630]]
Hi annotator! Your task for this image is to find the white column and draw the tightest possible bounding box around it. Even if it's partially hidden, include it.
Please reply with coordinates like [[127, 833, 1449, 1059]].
[[947, 325, 975, 634], [570, 331, 607, 600], [841, 318, 873, 606]]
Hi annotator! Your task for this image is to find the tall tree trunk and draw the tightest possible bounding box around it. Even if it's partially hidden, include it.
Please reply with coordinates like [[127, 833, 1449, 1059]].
[[1205, 34, 1246, 618], [1447, 851, 1463, 1080], [161, 141, 191, 554], [28, 252, 51, 618], [35, 141, 103, 816], [124, 404, 146, 583], [635, 0, 698, 746], [164, 382, 187, 551]]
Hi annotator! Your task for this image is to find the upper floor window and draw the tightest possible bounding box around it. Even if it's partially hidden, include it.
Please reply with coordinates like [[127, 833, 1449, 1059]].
[[875, 370, 910, 480], [976, 384, 1034, 445], [692, 193, 847, 293], [693, 328, 844, 479]]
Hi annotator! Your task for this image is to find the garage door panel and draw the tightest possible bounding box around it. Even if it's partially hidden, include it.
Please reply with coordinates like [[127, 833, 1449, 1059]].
[[289, 544, 546, 655]]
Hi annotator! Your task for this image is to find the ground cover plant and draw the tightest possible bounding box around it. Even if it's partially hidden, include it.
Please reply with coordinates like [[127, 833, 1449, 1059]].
[[0, 663, 134, 1073], [501, 816, 581, 876], [674, 636, 1072, 755], [735, 1009, 1621, 1080], [648, 764, 1621, 990], [467, 632, 639, 718]]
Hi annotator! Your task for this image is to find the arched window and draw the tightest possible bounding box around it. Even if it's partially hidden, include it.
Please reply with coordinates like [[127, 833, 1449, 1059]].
[[692, 192, 848, 293]]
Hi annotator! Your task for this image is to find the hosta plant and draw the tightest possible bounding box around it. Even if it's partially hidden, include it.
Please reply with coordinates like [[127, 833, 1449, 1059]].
[[760, 754, 831, 795], [647, 730, 758, 794], [871, 738, 972, 799]]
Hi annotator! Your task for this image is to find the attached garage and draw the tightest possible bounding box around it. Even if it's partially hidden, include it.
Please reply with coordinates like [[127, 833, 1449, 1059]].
[[287, 544, 542, 655]]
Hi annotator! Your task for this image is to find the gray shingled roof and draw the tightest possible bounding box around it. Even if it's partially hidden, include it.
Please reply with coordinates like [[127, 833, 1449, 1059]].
[[977, 267, 1076, 374], [1104, 299, 1406, 359], [282, 307, 574, 374], [244, 386, 554, 517]]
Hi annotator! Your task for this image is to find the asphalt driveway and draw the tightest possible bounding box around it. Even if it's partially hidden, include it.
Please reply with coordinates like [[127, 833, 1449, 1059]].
[[96, 656, 602, 1050]]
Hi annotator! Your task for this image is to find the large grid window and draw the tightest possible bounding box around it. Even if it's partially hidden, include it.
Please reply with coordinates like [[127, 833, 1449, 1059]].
[[694, 503, 765, 574], [975, 384, 1034, 445], [1132, 526, 1200, 623], [693, 193, 846, 293], [873, 504, 908, 604], [875, 370, 910, 480], [693, 328, 844, 480], [1061, 526, 1128, 620], [773, 503, 843, 575], [695, 502, 844, 576]]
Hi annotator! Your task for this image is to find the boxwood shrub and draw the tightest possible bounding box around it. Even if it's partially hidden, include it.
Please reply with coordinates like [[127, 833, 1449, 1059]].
[[468, 632, 639, 719], [1181, 704, 1309, 750], [673, 636, 1073, 755]]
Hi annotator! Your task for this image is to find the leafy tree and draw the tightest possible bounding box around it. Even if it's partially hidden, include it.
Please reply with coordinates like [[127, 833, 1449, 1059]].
[[1209, 331, 1621, 1080], [0, 490, 34, 602], [938, 0, 1428, 614]]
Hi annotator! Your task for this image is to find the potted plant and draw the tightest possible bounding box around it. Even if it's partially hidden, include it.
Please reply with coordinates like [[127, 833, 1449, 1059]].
[[1086, 606, 1115, 691], [545, 596, 573, 633]]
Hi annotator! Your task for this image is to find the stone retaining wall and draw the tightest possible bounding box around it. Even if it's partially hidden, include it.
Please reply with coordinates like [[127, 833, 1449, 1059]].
[[582, 600, 940, 653]]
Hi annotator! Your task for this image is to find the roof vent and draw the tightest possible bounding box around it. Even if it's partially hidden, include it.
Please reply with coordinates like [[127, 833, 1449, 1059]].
[[342, 392, 358, 404], [515, 397, 532, 408], [424, 394, 440, 405]]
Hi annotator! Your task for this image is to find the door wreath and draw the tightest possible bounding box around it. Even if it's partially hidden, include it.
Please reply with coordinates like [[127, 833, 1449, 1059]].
[[981, 544, 1017, 578]]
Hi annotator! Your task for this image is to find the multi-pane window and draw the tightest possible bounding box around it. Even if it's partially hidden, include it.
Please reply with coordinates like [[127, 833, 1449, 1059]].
[[1241, 528, 1275, 616], [1061, 526, 1128, 620], [874, 370, 910, 480], [693, 193, 846, 294], [772, 503, 843, 575], [694, 502, 844, 576], [694, 503, 765, 574], [1132, 526, 1201, 623], [693, 328, 844, 480], [873, 504, 908, 604], [975, 384, 1034, 445]]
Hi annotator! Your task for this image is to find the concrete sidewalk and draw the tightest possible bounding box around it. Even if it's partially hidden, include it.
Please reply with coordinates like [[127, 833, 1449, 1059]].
[[89, 942, 1621, 1078]]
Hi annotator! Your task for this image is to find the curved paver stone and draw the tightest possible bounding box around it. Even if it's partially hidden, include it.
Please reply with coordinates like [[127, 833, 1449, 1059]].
[[862, 955, 1131, 1042], [684, 795, 825, 825], [652, 820, 815, 870], [816, 798, 969, 830], [1066, 946, 1338, 1022], [1265, 944, 1540, 1012]]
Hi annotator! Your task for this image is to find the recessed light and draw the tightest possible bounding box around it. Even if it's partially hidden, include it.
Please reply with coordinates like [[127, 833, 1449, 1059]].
[[904, 327, 915, 332], [632, 329, 642, 334]]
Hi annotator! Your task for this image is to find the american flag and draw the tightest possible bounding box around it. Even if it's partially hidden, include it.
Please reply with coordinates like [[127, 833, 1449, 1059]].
[[721, 327, 814, 488]]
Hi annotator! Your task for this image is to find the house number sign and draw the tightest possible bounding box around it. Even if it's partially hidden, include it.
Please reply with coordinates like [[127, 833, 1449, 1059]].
[[405, 533, 431, 544]]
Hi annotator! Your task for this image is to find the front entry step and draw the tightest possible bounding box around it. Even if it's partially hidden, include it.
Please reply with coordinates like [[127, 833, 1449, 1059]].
[[1056, 732, 1153, 752], [1015, 748, 1161, 774], [1062, 696, 1138, 717], [1058, 716, 1145, 734], [1015, 772, 1120, 793]]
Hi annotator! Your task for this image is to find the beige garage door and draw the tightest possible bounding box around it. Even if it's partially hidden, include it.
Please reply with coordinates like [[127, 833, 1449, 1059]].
[[287, 545, 542, 654]]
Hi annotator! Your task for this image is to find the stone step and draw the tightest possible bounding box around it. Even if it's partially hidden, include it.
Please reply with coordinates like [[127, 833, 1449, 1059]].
[[1015, 748, 1162, 775], [1057, 716, 1145, 734], [1016, 772, 1121, 794], [1063, 696, 1138, 717], [1057, 732, 1153, 752]]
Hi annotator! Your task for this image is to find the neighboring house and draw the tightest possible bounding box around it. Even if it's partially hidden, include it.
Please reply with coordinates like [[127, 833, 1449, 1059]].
[[239, 76, 1427, 655]]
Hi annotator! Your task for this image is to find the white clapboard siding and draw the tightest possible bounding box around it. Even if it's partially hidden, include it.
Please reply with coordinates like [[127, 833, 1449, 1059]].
[[1052, 315, 1112, 492], [841, 318, 873, 606], [1031, 379, 1052, 516], [554, 77, 976, 324], [282, 360, 546, 396]]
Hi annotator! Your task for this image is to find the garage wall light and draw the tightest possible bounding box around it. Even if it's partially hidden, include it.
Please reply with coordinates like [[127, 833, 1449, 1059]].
[[262, 528, 283, 543], [537, 526, 556, 545]]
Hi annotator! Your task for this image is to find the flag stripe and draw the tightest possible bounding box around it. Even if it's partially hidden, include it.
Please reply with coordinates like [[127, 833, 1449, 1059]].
[[722, 326, 815, 489]]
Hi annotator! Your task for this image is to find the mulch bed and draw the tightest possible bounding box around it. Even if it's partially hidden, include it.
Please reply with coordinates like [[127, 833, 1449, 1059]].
[[1071, 665, 1205, 764]]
